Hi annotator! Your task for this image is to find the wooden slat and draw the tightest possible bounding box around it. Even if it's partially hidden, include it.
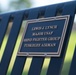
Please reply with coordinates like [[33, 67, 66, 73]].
[[47, 2, 76, 75], [69, 47, 76, 75], [28, 5, 58, 75], [0, 11, 24, 75], [11, 9, 39, 75]]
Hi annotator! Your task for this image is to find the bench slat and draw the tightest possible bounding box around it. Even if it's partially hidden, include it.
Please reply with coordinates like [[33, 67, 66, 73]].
[[0, 14, 10, 46], [0, 11, 24, 75], [69, 47, 76, 75]]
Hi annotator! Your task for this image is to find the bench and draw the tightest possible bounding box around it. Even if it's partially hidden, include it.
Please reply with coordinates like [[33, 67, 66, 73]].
[[0, 1, 76, 75]]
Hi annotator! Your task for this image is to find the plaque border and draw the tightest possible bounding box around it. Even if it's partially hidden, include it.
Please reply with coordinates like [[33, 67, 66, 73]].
[[17, 15, 70, 57]]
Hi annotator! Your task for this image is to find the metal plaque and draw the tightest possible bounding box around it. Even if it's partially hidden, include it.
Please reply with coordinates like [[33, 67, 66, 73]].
[[17, 15, 70, 57]]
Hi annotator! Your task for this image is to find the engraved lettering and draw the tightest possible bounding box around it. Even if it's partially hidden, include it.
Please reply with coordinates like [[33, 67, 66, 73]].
[[32, 25, 57, 31], [41, 43, 56, 47], [32, 31, 53, 36], [24, 44, 41, 47]]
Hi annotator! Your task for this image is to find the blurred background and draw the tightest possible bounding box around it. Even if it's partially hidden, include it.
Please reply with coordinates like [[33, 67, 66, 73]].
[[0, 0, 74, 13], [0, 0, 76, 75]]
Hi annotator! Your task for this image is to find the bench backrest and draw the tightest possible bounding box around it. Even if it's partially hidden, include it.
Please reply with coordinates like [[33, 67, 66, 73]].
[[0, 1, 76, 75]]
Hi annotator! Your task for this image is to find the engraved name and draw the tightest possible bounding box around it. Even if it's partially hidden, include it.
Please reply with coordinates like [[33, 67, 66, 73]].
[[23, 25, 60, 48], [24, 43, 56, 47], [32, 25, 57, 31]]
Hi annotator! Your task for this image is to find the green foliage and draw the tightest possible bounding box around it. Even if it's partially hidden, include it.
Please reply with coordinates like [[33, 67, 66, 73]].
[[10, 0, 32, 10], [0, 0, 32, 13]]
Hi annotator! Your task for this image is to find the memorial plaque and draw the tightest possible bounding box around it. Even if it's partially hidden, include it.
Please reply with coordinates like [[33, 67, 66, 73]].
[[17, 15, 70, 57]]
